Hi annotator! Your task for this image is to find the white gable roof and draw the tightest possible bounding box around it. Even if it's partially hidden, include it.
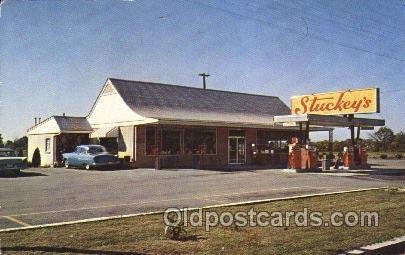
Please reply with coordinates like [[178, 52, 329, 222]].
[[27, 116, 93, 135], [86, 79, 157, 128]]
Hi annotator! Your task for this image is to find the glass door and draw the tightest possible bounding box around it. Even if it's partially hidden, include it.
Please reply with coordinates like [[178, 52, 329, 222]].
[[228, 137, 246, 164], [237, 137, 245, 163]]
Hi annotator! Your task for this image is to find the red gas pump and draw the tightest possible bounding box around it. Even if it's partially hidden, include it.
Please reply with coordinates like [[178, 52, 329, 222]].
[[299, 144, 317, 170], [342, 143, 368, 169], [288, 137, 301, 169], [288, 137, 318, 171], [343, 146, 354, 169], [358, 145, 368, 167]]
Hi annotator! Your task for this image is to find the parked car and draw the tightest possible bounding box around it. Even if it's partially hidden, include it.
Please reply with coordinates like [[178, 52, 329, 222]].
[[62, 145, 120, 170], [0, 148, 27, 176]]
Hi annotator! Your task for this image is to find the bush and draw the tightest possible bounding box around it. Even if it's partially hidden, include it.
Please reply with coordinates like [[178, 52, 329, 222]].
[[32, 148, 41, 167], [380, 154, 388, 159], [395, 154, 403, 159]]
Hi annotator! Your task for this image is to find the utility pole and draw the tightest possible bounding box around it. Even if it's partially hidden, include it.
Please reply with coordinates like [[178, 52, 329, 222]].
[[198, 73, 210, 89]]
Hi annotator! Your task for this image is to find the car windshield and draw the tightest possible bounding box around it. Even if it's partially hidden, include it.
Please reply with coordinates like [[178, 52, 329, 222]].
[[87, 146, 107, 155], [0, 150, 16, 157]]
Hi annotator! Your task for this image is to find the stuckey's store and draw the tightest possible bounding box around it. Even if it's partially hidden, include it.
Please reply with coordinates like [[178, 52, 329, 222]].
[[27, 78, 383, 169]]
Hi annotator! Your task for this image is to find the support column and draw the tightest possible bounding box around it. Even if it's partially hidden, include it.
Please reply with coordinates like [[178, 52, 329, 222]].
[[299, 122, 303, 142], [305, 121, 310, 143], [356, 126, 361, 142], [348, 114, 355, 146], [328, 129, 333, 156]]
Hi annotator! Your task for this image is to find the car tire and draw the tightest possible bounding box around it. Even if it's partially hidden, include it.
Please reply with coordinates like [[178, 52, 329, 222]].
[[65, 160, 70, 168], [85, 164, 91, 170]]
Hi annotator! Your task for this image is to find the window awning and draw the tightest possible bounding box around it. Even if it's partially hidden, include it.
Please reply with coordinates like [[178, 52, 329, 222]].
[[90, 126, 119, 138]]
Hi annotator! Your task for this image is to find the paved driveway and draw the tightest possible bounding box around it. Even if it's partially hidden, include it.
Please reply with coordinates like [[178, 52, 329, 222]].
[[0, 159, 404, 230]]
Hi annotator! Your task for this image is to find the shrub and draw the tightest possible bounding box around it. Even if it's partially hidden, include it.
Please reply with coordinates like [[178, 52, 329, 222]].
[[395, 154, 403, 159], [379, 154, 388, 159], [32, 148, 41, 167]]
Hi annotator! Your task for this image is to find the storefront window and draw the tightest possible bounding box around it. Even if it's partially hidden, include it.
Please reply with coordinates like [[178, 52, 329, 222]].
[[229, 129, 245, 137], [146, 127, 157, 155], [161, 129, 182, 155], [257, 130, 296, 154], [184, 128, 216, 155]]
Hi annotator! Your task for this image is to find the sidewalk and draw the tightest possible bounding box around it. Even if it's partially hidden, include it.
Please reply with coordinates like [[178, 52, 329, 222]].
[[343, 236, 405, 255]]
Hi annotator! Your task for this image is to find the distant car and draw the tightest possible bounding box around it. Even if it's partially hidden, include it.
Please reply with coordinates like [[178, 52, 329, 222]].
[[0, 148, 27, 176], [62, 145, 120, 170]]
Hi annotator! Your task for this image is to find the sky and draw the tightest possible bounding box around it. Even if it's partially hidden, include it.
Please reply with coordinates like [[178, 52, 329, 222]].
[[0, 0, 404, 141]]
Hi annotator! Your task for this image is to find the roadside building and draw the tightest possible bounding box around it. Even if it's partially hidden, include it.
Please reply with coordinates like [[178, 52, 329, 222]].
[[28, 78, 305, 168], [27, 116, 93, 166]]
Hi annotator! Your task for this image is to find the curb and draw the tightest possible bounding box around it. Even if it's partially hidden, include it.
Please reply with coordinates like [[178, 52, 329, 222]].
[[0, 187, 386, 233], [344, 235, 405, 255]]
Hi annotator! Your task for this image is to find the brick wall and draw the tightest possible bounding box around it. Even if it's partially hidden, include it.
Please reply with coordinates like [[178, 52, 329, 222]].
[[129, 125, 283, 169]]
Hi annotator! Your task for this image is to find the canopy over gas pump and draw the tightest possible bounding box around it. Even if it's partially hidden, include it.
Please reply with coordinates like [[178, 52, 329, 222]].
[[273, 114, 385, 170], [274, 87, 385, 171]]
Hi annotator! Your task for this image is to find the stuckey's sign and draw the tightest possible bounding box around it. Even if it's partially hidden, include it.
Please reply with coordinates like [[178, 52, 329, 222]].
[[291, 88, 380, 115]]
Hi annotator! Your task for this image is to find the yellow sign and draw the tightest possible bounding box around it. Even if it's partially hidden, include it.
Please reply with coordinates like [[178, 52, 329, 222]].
[[291, 88, 380, 115]]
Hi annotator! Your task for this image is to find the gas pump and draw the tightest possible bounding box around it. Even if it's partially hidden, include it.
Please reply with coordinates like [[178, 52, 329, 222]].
[[343, 146, 354, 169], [342, 145, 368, 169], [302, 143, 318, 169], [358, 144, 368, 167], [288, 137, 301, 169], [288, 137, 318, 171], [341, 124, 369, 169]]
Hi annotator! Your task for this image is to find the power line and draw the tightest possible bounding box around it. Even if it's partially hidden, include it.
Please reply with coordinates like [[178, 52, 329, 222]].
[[272, 0, 397, 41], [293, 0, 402, 41], [186, 0, 405, 62], [311, 0, 405, 35], [381, 88, 405, 94], [363, 1, 405, 26], [231, 0, 405, 49]]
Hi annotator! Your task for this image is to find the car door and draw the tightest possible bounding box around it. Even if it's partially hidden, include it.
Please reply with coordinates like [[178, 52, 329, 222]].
[[77, 147, 88, 166], [71, 147, 82, 166]]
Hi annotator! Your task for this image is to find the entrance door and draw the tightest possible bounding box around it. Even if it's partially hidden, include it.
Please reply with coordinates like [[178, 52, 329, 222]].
[[228, 137, 246, 164]]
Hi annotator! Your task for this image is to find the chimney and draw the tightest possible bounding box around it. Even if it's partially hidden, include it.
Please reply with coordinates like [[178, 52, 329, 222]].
[[34, 117, 37, 125], [38, 117, 41, 123]]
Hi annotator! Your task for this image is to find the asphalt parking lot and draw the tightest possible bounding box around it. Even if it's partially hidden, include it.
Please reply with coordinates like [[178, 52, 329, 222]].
[[1, 159, 404, 230]]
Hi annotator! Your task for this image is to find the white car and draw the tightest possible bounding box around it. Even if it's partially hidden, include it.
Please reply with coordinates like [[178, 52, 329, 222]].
[[0, 148, 27, 176]]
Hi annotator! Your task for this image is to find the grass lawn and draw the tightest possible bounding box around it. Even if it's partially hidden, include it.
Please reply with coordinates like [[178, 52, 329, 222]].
[[367, 151, 403, 159], [1, 189, 405, 255]]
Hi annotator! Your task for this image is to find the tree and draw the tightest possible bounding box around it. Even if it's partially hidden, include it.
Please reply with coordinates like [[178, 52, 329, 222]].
[[390, 131, 405, 152], [13, 136, 28, 156], [369, 127, 395, 152], [314, 140, 329, 152], [0, 133, 3, 148], [4, 140, 13, 148], [32, 148, 41, 167]]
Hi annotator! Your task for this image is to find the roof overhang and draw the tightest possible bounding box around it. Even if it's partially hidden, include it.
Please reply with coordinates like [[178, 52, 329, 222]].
[[90, 126, 119, 138], [152, 118, 332, 131], [273, 114, 385, 128]]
